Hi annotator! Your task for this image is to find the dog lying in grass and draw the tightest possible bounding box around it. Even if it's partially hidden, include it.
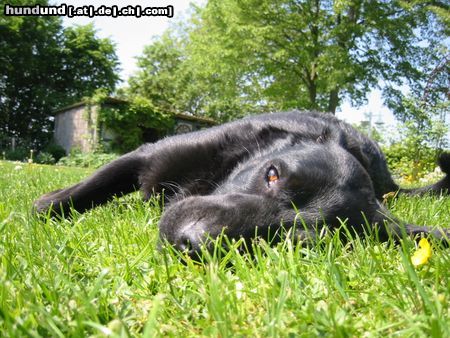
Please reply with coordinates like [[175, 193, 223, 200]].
[[35, 111, 449, 257]]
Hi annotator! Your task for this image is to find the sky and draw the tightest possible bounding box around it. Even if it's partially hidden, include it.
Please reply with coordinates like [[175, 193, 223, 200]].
[[54, 0, 398, 127]]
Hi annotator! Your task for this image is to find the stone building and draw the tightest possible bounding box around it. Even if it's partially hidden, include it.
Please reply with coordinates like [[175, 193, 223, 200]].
[[53, 98, 215, 154]]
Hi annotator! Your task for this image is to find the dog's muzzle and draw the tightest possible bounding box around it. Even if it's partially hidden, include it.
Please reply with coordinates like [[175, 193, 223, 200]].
[[158, 194, 273, 257]]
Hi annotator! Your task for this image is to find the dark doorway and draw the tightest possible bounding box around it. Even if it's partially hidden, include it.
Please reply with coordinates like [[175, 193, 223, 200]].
[[142, 128, 161, 143]]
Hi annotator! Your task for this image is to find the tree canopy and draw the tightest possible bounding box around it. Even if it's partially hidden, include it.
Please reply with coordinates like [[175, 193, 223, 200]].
[[129, 0, 448, 122], [127, 32, 193, 114], [1, 0, 447, 151], [0, 0, 119, 148]]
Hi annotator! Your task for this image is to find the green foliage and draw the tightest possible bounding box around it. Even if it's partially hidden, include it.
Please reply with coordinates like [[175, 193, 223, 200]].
[[1, 161, 449, 336], [127, 28, 270, 122], [383, 142, 437, 182], [57, 149, 119, 168], [128, 32, 191, 114], [2, 142, 65, 164], [35, 152, 55, 165], [92, 92, 175, 153], [383, 93, 448, 182], [382, 45, 448, 182], [58, 24, 120, 104], [126, 29, 230, 121], [0, 1, 119, 149], [184, 0, 447, 116], [128, 1, 447, 121], [42, 142, 66, 162], [3, 147, 28, 162]]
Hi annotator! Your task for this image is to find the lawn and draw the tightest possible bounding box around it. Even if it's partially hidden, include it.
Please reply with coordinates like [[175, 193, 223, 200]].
[[0, 160, 449, 337]]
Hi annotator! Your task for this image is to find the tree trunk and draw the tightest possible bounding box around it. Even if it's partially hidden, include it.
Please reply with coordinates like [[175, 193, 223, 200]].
[[328, 89, 339, 115], [308, 83, 317, 109]]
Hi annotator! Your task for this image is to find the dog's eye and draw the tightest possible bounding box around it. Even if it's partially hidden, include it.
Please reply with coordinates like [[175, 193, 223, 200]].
[[266, 166, 279, 185]]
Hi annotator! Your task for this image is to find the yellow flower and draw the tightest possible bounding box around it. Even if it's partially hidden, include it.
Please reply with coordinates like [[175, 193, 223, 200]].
[[411, 238, 432, 267]]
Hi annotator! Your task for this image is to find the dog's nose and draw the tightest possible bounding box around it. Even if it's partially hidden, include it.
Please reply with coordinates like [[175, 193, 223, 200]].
[[173, 222, 206, 257], [176, 232, 201, 255]]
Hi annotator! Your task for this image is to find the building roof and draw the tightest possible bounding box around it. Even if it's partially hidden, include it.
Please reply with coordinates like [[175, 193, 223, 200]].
[[173, 113, 215, 125], [52, 97, 128, 115], [53, 98, 216, 125]]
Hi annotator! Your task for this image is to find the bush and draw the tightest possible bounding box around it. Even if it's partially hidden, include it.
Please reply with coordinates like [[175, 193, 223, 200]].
[[383, 143, 438, 182], [43, 143, 66, 162], [1, 142, 66, 164], [35, 152, 56, 165], [4, 147, 28, 161], [57, 151, 119, 168]]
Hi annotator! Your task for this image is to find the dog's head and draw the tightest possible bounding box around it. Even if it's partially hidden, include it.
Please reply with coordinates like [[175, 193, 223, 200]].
[[158, 137, 388, 257]]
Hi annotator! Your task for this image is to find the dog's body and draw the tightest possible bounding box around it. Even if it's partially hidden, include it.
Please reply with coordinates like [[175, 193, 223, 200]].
[[35, 111, 450, 256]]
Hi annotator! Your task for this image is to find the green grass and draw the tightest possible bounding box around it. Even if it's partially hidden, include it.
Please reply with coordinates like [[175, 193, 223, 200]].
[[0, 160, 449, 337]]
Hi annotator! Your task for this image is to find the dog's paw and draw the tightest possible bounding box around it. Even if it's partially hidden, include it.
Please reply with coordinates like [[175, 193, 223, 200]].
[[32, 189, 64, 216], [33, 196, 54, 215]]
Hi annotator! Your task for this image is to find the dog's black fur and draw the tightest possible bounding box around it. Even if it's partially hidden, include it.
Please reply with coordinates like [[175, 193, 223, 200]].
[[35, 111, 450, 256]]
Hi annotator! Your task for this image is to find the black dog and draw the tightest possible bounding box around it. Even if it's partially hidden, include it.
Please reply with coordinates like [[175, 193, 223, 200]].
[[35, 111, 449, 256]]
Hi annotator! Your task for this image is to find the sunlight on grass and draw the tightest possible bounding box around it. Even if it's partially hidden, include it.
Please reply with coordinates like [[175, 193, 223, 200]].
[[0, 160, 449, 337]]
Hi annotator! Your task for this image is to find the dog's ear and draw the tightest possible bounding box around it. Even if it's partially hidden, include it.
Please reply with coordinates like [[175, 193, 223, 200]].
[[316, 127, 369, 169], [339, 134, 370, 170]]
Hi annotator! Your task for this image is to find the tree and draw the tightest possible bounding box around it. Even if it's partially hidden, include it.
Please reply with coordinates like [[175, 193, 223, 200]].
[[186, 0, 447, 116], [128, 28, 273, 122], [128, 31, 191, 114], [0, 0, 119, 149], [58, 24, 120, 105]]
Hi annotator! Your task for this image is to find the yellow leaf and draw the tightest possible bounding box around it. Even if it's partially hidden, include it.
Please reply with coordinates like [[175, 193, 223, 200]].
[[382, 191, 396, 204], [411, 238, 432, 267]]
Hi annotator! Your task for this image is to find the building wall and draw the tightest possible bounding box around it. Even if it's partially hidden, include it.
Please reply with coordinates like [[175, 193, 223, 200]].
[[53, 102, 215, 153], [54, 105, 98, 154]]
